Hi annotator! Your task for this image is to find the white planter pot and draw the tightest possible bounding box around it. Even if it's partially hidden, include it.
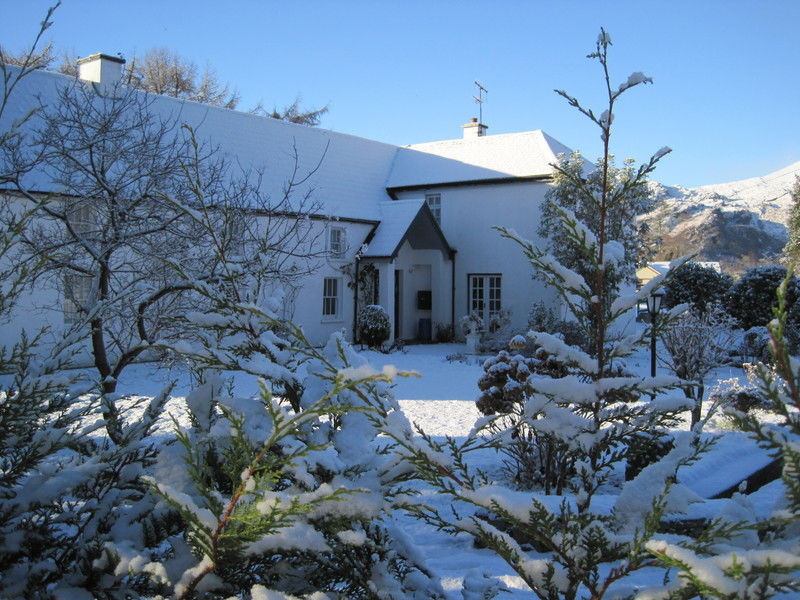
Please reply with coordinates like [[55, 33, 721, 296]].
[[466, 332, 481, 354]]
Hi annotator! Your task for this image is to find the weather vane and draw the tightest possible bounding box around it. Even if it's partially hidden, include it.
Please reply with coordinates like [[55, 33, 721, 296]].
[[473, 81, 487, 124]]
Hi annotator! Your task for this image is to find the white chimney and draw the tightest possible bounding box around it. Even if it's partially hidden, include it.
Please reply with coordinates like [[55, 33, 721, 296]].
[[77, 53, 125, 86], [461, 117, 488, 139]]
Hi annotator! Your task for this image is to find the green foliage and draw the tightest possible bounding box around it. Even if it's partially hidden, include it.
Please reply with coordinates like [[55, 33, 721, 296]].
[[476, 350, 539, 416], [645, 274, 800, 597], [357, 304, 391, 348], [539, 151, 657, 290], [663, 261, 733, 314], [139, 270, 443, 598], [782, 177, 800, 268], [475, 348, 573, 492], [528, 301, 585, 349], [725, 265, 799, 330]]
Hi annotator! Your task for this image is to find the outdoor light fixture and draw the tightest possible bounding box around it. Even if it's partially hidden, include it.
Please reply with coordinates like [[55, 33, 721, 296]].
[[647, 291, 664, 379]]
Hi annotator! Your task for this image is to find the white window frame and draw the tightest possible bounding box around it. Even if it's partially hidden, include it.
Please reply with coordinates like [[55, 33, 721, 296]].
[[468, 273, 501, 323], [64, 273, 93, 325], [226, 213, 247, 258], [322, 276, 342, 320], [328, 226, 346, 259], [64, 199, 94, 235], [425, 193, 441, 225]]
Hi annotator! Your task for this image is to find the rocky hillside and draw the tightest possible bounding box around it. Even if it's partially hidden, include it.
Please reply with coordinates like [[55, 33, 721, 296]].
[[645, 161, 800, 274]]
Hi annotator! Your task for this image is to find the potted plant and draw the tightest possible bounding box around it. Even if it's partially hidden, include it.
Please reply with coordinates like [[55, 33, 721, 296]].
[[461, 312, 484, 354]]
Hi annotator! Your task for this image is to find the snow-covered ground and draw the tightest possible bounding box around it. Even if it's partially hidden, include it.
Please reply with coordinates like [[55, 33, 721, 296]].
[[111, 339, 785, 598]]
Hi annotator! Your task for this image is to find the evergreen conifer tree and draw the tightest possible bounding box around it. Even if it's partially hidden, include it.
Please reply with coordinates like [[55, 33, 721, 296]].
[[782, 177, 800, 268], [381, 28, 714, 599]]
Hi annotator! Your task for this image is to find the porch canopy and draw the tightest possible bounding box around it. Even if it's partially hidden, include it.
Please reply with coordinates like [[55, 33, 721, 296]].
[[362, 200, 452, 260], [358, 200, 455, 342]]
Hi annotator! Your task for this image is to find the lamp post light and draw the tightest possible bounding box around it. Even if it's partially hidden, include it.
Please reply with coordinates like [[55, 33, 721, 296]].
[[646, 291, 664, 378]]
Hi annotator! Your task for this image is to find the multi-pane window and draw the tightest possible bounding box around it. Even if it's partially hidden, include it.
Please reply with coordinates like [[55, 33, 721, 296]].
[[64, 273, 93, 325], [468, 274, 501, 322], [64, 199, 94, 235], [226, 214, 247, 257], [329, 227, 346, 258], [322, 277, 341, 319], [425, 193, 441, 225]]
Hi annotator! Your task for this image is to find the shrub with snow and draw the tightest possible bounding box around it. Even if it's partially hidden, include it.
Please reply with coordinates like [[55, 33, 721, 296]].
[[726, 265, 799, 330], [659, 306, 736, 426], [480, 309, 516, 353], [738, 325, 773, 364], [475, 347, 572, 491], [663, 261, 733, 315], [140, 328, 444, 599], [357, 304, 390, 349], [461, 312, 484, 336], [527, 301, 585, 350]]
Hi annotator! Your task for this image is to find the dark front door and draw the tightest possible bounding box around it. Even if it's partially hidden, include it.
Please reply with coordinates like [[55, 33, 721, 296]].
[[394, 269, 402, 339]]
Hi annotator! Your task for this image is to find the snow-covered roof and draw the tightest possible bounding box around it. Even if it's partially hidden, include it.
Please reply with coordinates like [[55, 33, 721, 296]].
[[364, 200, 424, 257], [386, 130, 571, 190], [363, 200, 451, 259], [3, 67, 574, 223], [1, 67, 398, 222]]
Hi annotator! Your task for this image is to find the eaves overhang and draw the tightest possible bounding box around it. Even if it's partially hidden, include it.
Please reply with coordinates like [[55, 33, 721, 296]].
[[386, 173, 552, 199]]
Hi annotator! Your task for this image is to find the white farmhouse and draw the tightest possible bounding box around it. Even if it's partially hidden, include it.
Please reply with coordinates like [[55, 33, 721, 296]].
[[1, 54, 570, 348]]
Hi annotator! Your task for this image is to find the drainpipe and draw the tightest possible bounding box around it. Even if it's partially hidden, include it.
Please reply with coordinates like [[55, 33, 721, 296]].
[[352, 257, 360, 342], [450, 249, 456, 334]]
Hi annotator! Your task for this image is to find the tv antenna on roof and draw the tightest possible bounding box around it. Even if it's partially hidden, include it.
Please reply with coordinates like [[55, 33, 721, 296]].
[[473, 80, 487, 124]]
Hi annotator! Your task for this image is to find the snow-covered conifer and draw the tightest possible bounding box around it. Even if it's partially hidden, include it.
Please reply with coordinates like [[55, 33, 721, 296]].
[[782, 177, 800, 268], [645, 275, 800, 597], [144, 217, 443, 597], [380, 28, 709, 600], [539, 151, 656, 297]]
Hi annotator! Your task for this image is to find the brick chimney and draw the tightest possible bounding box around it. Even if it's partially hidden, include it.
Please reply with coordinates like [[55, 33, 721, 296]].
[[461, 117, 488, 139], [77, 53, 126, 86]]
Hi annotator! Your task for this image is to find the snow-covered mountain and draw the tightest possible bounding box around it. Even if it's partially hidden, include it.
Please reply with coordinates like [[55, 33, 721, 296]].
[[646, 161, 800, 273]]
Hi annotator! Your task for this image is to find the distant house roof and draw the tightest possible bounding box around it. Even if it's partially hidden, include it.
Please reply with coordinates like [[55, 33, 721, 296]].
[[385, 130, 571, 191], [637, 260, 723, 287], [649, 261, 721, 274], [363, 200, 452, 259]]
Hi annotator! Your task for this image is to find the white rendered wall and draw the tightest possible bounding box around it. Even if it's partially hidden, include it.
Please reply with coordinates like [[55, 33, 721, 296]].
[[0, 198, 377, 353], [396, 181, 561, 338], [0, 195, 71, 350], [284, 219, 375, 346]]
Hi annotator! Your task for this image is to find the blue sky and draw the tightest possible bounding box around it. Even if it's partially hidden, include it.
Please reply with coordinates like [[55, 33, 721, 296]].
[[2, 0, 799, 188]]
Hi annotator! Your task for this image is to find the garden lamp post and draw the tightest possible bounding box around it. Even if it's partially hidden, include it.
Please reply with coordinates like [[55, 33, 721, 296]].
[[647, 291, 664, 378]]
